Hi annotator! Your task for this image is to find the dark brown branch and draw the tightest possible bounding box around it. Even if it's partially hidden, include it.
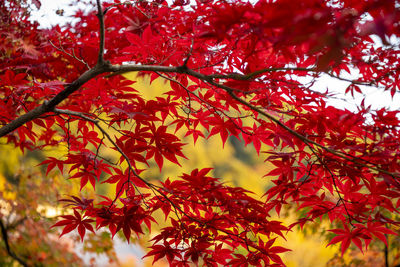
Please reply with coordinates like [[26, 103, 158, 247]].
[[0, 219, 28, 267], [96, 0, 105, 65], [324, 71, 377, 87], [106, 64, 192, 76], [0, 66, 105, 138], [5, 217, 26, 231], [384, 234, 389, 267], [208, 67, 315, 80], [182, 39, 194, 68], [46, 65, 107, 111], [0, 101, 49, 138], [208, 67, 382, 88]]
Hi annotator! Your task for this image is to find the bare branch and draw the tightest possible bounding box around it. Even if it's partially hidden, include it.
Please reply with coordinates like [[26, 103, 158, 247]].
[[208, 67, 382, 88], [207, 67, 316, 80], [182, 39, 194, 68], [0, 219, 28, 267], [96, 0, 106, 65], [49, 40, 90, 69]]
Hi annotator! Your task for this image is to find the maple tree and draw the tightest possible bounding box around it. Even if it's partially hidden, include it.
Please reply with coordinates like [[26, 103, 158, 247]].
[[1, 0, 400, 266]]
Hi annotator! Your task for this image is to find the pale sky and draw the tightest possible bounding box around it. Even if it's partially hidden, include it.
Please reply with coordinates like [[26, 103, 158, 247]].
[[29, 0, 89, 28]]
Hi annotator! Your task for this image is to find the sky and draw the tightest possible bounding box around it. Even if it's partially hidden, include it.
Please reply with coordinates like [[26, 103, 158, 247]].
[[29, 0, 88, 27]]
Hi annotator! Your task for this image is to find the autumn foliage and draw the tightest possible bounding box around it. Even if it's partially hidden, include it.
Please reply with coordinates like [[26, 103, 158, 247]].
[[1, 0, 400, 266]]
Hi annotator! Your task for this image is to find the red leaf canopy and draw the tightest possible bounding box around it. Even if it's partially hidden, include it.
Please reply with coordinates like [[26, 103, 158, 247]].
[[1, 0, 400, 265]]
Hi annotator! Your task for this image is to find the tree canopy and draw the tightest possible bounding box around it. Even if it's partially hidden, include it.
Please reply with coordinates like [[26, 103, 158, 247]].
[[1, 0, 400, 266]]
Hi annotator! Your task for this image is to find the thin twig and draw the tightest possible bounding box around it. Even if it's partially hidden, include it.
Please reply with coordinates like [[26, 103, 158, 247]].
[[207, 67, 315, 80], [49, 39, 90, 69], [182, 39, 194, 68]]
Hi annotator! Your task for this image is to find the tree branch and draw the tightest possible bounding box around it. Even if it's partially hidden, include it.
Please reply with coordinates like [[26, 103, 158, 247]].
[[207, 67, 315, 80], [0, 66, 105, 138], [49, 40, 90, 69], [384, 233, 389, 267], [0, 219, 28, 267], [96, 0, 105, 65]]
